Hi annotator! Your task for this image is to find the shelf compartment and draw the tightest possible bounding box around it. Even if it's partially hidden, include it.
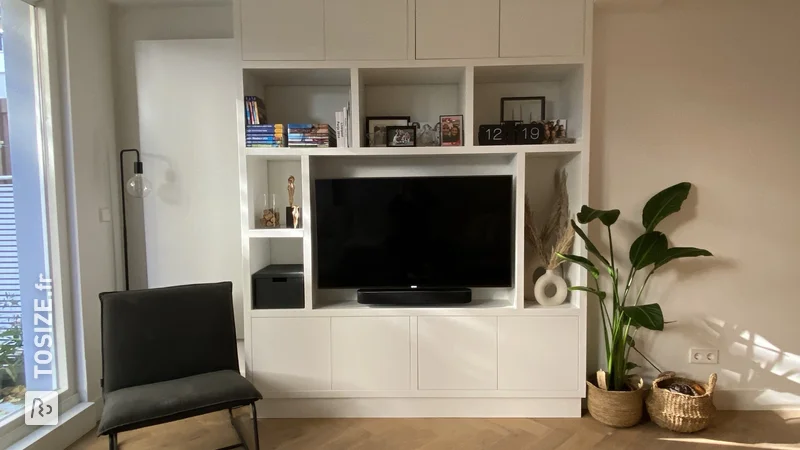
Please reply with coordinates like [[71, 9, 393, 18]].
[[248, 228, 303, 238], [473, 64, 585, 145]]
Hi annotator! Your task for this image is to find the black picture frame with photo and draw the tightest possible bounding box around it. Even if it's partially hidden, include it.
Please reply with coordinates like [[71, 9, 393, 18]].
[[386, 126, 416, 147], [439, 114, 463, 146], [365, 116, 410, 147], [501, 96, 546, 123]]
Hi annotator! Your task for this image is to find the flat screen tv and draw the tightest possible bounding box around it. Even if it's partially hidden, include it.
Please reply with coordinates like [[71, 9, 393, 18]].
[[314, 175, 513, 289]]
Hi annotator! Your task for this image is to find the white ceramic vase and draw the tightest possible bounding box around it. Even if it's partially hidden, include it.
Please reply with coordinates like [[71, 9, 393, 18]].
[[533, 269, 568, 306]]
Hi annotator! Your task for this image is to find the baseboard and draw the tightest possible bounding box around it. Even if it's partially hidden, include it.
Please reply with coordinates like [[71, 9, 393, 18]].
[[255, 398, 581, 418], [714, 389, 800, 411]]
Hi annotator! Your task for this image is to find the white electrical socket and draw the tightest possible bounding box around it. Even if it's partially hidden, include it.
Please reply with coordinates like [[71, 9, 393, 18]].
[[689, 348, 719, 364]]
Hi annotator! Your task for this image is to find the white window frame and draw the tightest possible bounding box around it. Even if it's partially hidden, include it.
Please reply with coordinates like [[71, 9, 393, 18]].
[[0, 0, 79, 446]]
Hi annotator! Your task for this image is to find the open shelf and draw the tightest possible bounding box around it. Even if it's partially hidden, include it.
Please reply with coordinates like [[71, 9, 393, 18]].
[[248, 228, 303, 238]]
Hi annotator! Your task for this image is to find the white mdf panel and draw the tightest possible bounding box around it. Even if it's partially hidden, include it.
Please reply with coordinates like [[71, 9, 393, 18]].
[[418, 317, 498, 390], [324, 0, 408, 60], [415, 0, 499, 59], [331, 317, 411, 390], [498, 316, 579, 391], [500, 0, 585, 58], [251, 318, 331, 391], [241, 0, 324, 61]]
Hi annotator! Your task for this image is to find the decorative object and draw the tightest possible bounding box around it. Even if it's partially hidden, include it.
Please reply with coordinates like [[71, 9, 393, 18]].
[[285, 176, 302, 229], [647, 372, 717, 433], [587, 373, 646, 428], [365, 116, 410, 147], [543, 119, 568, 144], [412, 122, 441, 147], [260, 194, 279, 228], [501, 96, 545, 122], [439, 115, 463, 146], [524, 170, 573, 306], [557, 182, 713, 425], [478, 124, 511, 145], [119, 148, 152, 291], [386, 126, 416, 147], [515, 122, 547, 145]]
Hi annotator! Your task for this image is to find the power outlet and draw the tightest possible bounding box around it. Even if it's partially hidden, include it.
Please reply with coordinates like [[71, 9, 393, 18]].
[[689, 348, 719, 364]]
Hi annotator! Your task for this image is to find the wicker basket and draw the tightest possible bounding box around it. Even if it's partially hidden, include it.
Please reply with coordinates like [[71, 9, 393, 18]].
[[586, 375, 646, 428], [646, 372, 717, 433]]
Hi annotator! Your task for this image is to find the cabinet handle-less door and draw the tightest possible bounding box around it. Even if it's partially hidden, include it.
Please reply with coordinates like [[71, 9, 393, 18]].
[[241, 0, 325, 60], [500, 0, 585, 58], [415, 0, 499, 59], [325, 0, 408, 60]]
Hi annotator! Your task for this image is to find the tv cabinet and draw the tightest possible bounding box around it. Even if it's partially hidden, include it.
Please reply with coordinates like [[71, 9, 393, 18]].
[[234, 0, 593, 418]]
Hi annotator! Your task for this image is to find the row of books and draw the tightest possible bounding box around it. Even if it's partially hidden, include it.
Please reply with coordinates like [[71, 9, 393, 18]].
[[244, 96, 267, 125], [334, 103, 352, 147], [287, 124, 336, 148]]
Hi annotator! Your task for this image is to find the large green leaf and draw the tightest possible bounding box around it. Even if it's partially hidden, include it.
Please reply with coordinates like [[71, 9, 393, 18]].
[[568, 285, 606, 300], [576, 206, 621, 227], [655, 247, 713, 270], [570, 220, 610, 267], [629, 232, 668, 269], [622, 304, 664, 331], [642, 182, 692, 232], [557, 254, 600, 279]]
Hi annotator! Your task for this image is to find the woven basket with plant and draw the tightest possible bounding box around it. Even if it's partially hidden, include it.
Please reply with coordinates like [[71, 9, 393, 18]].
[[646, 371, 717, 433]]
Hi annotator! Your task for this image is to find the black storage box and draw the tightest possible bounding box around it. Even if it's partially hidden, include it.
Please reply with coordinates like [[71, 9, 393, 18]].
[[252, 264, 304, 309]]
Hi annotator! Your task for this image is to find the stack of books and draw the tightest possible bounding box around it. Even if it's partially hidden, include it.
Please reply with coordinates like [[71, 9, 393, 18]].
[[287, 124, 336, 147], [334, 103, 351, 147], [246, 124, 285, 148]]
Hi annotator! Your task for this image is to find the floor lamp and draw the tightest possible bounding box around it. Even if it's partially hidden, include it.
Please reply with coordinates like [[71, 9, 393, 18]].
[[119, 148, 151, 290]]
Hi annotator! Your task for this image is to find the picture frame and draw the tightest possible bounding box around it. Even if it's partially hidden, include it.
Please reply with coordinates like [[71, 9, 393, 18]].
[[411, 122, 441, 147], [386, 126, 416, 147], [501, 96, 546, 123], [439, 115, 463, 147], [365, 116, 410, 147]]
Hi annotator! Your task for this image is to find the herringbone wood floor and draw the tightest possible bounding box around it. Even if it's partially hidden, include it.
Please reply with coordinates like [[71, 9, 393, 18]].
[[69, 410, 800, 450]]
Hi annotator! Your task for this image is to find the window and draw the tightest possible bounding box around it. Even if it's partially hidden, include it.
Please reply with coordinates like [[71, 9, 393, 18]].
[[0, 0, 75, 444]]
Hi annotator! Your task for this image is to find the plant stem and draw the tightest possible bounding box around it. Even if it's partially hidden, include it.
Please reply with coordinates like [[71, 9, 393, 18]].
[[621, 267, 637, 307], [634, 269, 655, 307], [593, 278, 612, 362], [607, 226, 616, 276], [632, 346, 662, 373]]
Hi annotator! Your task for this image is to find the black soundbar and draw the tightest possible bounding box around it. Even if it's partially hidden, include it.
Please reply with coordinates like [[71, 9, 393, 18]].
[[357, 287, 472, 306]]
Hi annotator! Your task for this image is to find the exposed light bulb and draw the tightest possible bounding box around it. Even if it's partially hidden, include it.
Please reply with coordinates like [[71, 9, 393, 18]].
[[125, 161, 151, 198]]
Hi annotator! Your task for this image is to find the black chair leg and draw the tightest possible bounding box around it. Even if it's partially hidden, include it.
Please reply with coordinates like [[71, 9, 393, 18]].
[[251, 402, 260, 450], [108, 433, 118, 450]]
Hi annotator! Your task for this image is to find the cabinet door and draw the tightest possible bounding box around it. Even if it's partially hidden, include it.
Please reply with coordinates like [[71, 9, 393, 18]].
[[500, 0, 585, 58], [251, 318, 331, 391], [241, 0, 325, 60], [331, 317, 411, 390], [498, 316, 579, 391], [415, 0, 499, 59], [418, 317, 497, 390], [325, 0, 408, 60]]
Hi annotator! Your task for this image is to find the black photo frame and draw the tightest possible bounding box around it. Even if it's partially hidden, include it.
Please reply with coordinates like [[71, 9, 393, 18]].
[[386, 126, 416, 147], [501, 96, 546, 123], [365, 116, 410, 147]]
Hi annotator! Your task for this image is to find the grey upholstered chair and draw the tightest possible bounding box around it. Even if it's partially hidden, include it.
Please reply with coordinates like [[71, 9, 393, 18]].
[[98, 282, 262, 450]]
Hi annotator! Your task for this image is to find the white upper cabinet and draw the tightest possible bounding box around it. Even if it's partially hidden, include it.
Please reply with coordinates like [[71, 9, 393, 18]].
[[415, 0, 499, 59], [499, 0, 585, 58], [325, 0, 408, 60], [240, 0, 325, 61]]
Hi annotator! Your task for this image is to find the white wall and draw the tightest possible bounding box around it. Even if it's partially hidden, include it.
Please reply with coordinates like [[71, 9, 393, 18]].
[[592, 0, 800, 409], [111, 2, 234, 290], [61, 0, 118, 407]]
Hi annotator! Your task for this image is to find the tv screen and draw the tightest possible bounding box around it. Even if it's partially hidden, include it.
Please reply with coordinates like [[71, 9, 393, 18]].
[[314, 175, 513, 289]]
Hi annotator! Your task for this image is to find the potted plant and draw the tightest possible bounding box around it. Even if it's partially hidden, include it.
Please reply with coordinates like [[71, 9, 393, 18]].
[[558, 182, 712, 428]]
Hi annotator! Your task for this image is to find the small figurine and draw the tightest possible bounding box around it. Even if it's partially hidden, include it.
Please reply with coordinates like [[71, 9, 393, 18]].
[[287, 176, 296, 207], [286, 176, 302, 229]]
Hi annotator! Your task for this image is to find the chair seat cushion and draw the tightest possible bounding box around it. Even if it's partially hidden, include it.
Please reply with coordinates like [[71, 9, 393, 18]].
[[98, 370, 262, 435]]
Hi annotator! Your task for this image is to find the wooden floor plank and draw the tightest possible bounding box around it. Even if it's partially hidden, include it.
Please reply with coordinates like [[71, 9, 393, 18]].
[[68, 410, 800, 450]]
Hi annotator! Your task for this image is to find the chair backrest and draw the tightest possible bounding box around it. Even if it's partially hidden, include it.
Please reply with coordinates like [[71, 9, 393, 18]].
[[99, 281, 239, 394]]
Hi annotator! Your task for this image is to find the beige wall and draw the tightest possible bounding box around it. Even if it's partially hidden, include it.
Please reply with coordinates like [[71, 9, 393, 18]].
[[592, 0, 800, 408]]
